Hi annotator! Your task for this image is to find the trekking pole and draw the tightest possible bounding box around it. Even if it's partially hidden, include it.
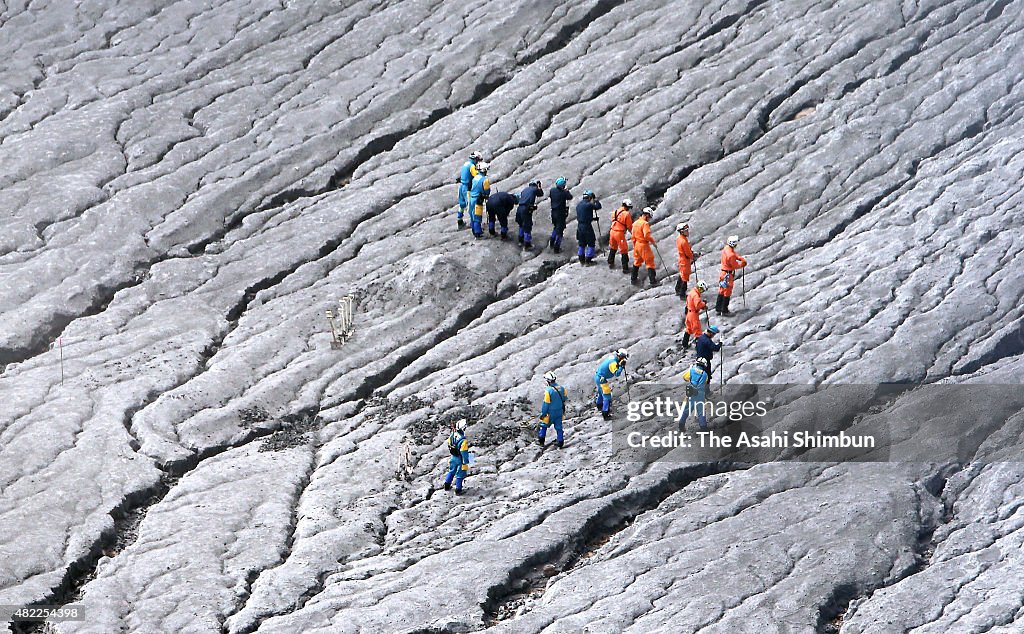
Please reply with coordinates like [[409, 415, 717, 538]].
[[720, 345, 725, 388], [625, 370, 632, 401], [742, 267, 747, 309], [653, 243, 670, 280]]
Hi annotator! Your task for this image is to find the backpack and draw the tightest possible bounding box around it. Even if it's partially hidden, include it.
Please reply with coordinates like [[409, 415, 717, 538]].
[[684, 366, 706, 397], [448, 432, 463, 457]]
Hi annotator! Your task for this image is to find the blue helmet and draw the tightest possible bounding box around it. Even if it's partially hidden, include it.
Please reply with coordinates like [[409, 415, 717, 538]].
[[583, 189, 594, 198], [708, 325, 720, 334], [555, 177, 566, 187]]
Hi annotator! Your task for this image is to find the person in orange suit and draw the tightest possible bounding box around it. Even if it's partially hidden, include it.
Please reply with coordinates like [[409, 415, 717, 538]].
[[630, 207, 658, 287], [607, 198, 634, 273], [683, 281, 709, 349], [675, 222, 699, 299], [717, 234, 747, 316]]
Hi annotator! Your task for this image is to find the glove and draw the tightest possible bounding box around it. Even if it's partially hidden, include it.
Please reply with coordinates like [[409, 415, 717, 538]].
[[455, 176, 461, 184]]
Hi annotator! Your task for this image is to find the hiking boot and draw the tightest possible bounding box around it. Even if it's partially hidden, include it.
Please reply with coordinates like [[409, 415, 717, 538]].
[[538, 437, 545, 447], [523, 242, 533, 251], [621, 253, 630, 273], [721, 296, 733, 316], [455, 488, 464, 495], [585, 257, 595, 265], [443, 481, 452, 490], [578, 254, 586, 265], [715, 295, 725, 315], [607, 250, 617, 269], [631, 265, 641, 285], [555, 440, 563, 449], [647, 268, 659, 287], [518, 234, 524, 244], [601, 410, 612, 420], [682, 333, 691, 349], [458, 218, 466, 229], [500, 233, 509, 241]]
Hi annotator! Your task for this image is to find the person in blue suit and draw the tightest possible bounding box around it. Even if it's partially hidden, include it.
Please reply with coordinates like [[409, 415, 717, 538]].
[[594, 349, 628, 420], [468, 163, 491, 237], [516, 181, 544, 250], [694, 325, 723, 382], [443, 418, 471, 494], [575, 190, 601, 265], [538, 371, 568, 448], [486, 191, 518, 239], [678, 359, 711, 431], [548, 177, 573, 253], [456, 151, 482, 229]]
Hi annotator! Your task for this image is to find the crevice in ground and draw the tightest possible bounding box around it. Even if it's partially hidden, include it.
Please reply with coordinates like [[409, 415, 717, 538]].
[[815, 581, 861, 634], [9, 470, 177, 634], [482, 462, 743, 625], [815, 462, 968, 633], [9, 409, 323, 634], [515, 0, 630, 68], [953, 316, 1024, 375], [0, 267, 148, 369], [223, 445, 318, 634], [761, 106, 994, 271]]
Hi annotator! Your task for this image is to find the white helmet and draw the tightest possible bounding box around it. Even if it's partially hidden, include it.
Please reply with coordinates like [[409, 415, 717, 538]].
[[469, 151, 483, 161], [616, 348, 629, 359], [478, 162, 490, 174], [642, 207, 654, 217], [454, 418, 467, 432], [543, 371, 557, 385], [622, 198, 633, 208], [676, 222, 689, 233], [727, 235, 739, 247], [697, 281, 708, 292]]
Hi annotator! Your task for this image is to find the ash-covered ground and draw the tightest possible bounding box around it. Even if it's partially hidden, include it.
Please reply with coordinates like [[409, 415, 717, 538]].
[[1, 1, 1023, 632]]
